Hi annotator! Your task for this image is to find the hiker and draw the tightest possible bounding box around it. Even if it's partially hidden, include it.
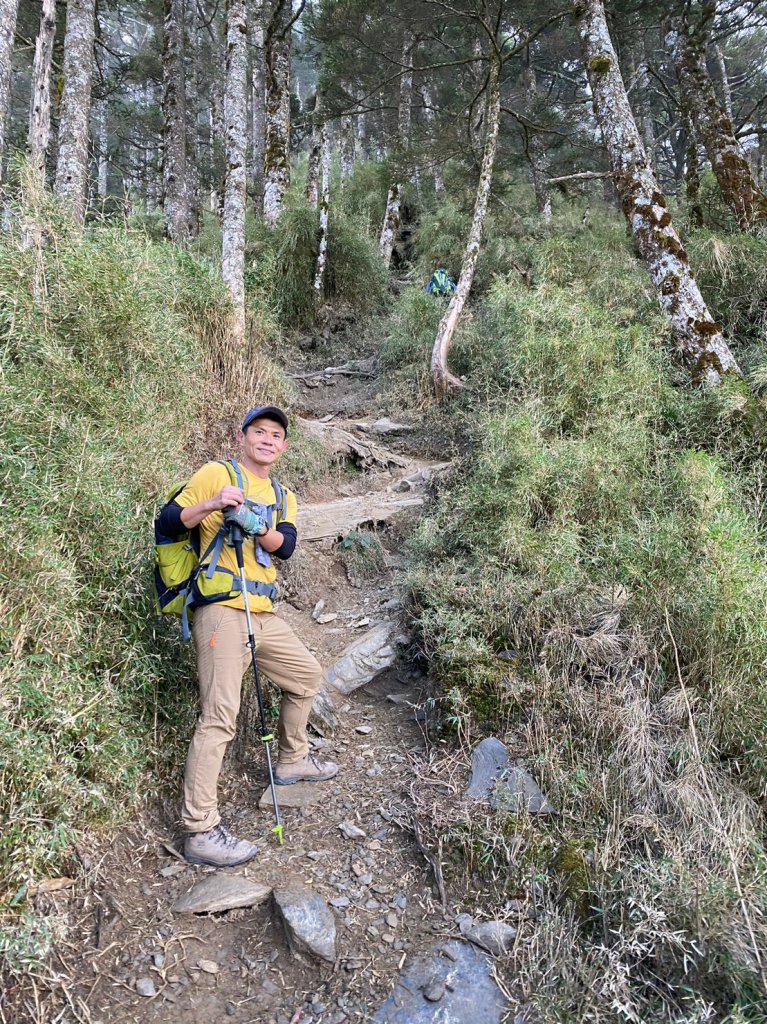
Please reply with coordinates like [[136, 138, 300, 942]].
[[157, 406, 338, 867], [425, 267, 456, 298]]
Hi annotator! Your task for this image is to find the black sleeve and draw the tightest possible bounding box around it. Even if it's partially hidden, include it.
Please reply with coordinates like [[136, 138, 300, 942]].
[[274, 522, 297, 560], [157, 500, 185, 538]]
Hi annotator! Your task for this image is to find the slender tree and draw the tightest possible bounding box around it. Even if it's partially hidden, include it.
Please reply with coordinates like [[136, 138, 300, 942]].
[[305, 90, 321, 208], [162, 0, 191, 243], [313, 121, 332, 298], [54, 0, 97, 224], [379, 31, 413, 268], [522, 52, 552, 224], [575, 0, 739, 383], [430, 54, 501, 396], [419, 82, 444, 194], [28, 0, 57, 181], [222, 0, 248, 346], [0, 0, 19, 179], [668, 5, 767, 230]]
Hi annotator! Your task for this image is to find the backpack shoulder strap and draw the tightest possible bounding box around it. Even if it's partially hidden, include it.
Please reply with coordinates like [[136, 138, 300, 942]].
[[270, 478, 288, 524], [223, 459, 245, 493]]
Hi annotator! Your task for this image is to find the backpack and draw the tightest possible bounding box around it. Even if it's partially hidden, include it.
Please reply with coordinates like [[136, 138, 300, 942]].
[[154, 459, 288, 639], [426, 268, 456, 298]]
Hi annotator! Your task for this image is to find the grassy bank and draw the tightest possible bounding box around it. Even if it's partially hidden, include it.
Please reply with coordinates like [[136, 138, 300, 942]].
[[396, 215, 767, 1021]]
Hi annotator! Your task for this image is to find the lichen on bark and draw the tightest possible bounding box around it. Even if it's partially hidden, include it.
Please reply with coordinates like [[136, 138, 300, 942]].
[[575, 0, 739, 384]]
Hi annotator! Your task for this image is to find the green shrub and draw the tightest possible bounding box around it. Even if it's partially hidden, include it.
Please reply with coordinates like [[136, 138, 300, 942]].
[[254, 201, 388, 329]]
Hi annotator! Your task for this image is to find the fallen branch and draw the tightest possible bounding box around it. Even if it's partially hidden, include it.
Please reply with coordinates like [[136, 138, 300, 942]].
[[545, 170, 612, 184]]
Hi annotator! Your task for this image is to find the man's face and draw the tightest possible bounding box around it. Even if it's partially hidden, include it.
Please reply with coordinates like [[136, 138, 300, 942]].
[[239, 418, 288, 468]]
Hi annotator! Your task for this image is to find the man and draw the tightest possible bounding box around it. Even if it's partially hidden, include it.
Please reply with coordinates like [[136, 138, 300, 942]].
[[159, 406, 338, 867]]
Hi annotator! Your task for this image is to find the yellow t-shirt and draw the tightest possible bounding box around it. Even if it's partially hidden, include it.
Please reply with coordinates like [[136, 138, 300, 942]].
[[175, 461, 297, 614]]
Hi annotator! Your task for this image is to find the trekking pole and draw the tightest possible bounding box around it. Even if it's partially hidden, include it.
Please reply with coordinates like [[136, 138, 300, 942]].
[[227, 521, 284, 846]]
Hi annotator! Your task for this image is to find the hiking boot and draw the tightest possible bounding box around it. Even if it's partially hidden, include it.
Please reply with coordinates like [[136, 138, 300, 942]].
[[274, 753, 339, 786], [184, 822, 258, 867]]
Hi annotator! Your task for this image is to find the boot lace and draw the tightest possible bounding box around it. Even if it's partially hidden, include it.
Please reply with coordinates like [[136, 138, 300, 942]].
[[209, 823, 240, 848]]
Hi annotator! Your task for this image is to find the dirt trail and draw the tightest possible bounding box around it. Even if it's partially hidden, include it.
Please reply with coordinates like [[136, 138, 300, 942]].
[[22, 358, 493, 1024]]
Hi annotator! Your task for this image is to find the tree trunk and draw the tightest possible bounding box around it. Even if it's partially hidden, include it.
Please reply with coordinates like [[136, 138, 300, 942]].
[[379, 32, 413, 268], [713, 42, 733, 124], [54, 0, 96, 225], [313, 122, 332, 298], [162, 0, 191, 243], [28, 0, 57, 182], [263, 0, 291, 226], [0, 0, 19, 179], [305, 91, 321, 208], [96, 98, 108, 198], [356, 89, 367, 163], [340, 105, 355, 182], [522, 56, 552, 223], [668, 12, 767, 230], [683, 101, 704, 228], [184, 0, 201, 236], [575, 0, 739, 383], [430, 56, 500, 397], [248, 0, 266, 214], [419, 83, 444, 193], [222, 0, 248, 347]]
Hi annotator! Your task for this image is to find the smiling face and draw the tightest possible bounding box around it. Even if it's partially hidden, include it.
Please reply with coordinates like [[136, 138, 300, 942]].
[[239, 417, 288, 475]]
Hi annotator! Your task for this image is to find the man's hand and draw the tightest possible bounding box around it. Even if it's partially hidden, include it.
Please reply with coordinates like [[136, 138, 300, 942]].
[[180, 486, 245, 530], [212, 485, 245, 511]]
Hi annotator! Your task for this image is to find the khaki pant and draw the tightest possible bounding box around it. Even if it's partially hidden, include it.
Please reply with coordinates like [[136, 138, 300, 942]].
[[181, 604, 322, 834]]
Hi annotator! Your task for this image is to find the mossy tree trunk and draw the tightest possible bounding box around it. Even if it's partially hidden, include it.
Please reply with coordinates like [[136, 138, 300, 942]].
[[668, 9, 767, 231], [683, 99, 704, 229], [162, 0, 192, 243], [575, 0, 740, 384], [379, 31, 413, 268], [430, 55, 500, 397], [28, 0, 57, 182], [263, 0, 291, 226], [0, 0, 19, 179], [223, 0, 248, 347], [53, 0, 96, 225]]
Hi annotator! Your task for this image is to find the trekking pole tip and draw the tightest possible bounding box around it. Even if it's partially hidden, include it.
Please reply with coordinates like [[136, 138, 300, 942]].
[[272, 823, 285, 846]]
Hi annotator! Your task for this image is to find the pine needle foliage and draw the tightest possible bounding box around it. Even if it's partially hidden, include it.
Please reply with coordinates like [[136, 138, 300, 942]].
[[403, 221, 767, 1021]]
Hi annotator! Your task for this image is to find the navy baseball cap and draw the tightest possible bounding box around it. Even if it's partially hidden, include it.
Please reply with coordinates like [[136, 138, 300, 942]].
[[242, 405, 289, 434]]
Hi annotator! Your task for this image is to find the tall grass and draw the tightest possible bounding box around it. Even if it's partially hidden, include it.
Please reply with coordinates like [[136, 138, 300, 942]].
[[403, 224, 767, 1020]]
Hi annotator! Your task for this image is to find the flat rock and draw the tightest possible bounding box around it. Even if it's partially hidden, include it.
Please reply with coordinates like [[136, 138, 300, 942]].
[[323, 622, 398, 696], [370, 418, 415, 434], [258, 783, 325, 809], [371, 940, 507, 1023], [273, 885, 337, 963], [493, 767, 555, 815], [466, 738, 509, 800], [458, 918, 517, 956], [172, 873, 271, 915]]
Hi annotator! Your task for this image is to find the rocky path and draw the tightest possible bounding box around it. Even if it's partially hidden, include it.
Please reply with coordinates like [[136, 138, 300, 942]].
[[22, 362, 521, 1024]]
